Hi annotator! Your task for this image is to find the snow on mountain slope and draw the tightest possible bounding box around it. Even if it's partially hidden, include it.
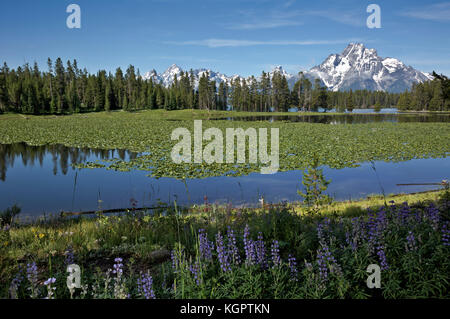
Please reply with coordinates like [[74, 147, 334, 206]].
[[307, 43, 433, 92]]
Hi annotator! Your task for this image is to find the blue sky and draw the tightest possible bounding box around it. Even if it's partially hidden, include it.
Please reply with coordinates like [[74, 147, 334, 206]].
[[1, 0, 449, 76]]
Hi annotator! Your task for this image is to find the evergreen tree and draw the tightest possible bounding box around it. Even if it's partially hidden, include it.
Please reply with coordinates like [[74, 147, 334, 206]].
[[346, 89, 354, 112]]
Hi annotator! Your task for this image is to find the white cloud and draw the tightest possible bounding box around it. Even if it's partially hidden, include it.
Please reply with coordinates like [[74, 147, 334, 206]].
[[302, 9, 364, 27], [401, 2, 450, 22], [165, 38, 363, 48], [227, 20, 303, 30]]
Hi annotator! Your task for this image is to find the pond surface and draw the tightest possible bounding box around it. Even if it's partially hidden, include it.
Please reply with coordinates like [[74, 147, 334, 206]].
[[217, 113, 450, 124], [0, 142, 448, 219]]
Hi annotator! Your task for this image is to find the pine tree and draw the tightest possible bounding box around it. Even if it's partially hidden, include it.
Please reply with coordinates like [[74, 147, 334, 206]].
[[346, 89, 354, 112]]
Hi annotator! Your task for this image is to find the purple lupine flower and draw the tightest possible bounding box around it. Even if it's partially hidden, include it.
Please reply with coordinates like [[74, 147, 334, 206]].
[[287, 254, 298, 282], [44, 277, 57, 299], [376, 244, 389, 270], [226, 226, 240, 265], [44, 277, 56, 285], [316, 246, 328, 281], [26, 262, 38, 282], [271, 240, 281, 267], [398, 202, 411, 225], [64, 245, 75, 265], [345, 231, 357, 252], [171, 247, 184, 272], [425, 203, 440, 231], [255, 232, 267, 268], [171, 250, 177, 270], [406, 231, 417, 252], [26, 262, 39, 298], [243, 224, 256, 266], [9, 266, 24, 299], [189, 261, 201, 286], [367, 210, 380, 253], [216, 232, 231, 272], [317, 217, 331, 245], [198, 229, 213, 261], [442, 222, 450, 246], [316, 243, 342, 281], [137, 272, 155, 299], [376, 208, 388, 234], [112, 257, 123, 275]]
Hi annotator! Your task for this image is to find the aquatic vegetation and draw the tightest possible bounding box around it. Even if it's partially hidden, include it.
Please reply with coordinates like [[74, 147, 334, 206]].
[[0, 110, 448, 179]]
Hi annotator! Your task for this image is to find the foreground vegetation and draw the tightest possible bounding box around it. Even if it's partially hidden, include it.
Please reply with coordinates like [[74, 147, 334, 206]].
[[0, 110, 448, 179], [1, 190, 449, 299]]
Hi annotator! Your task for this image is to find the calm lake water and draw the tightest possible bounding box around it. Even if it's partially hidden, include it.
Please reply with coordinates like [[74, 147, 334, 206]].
[[217, 112, 450, 124], [0, 142, 448, 219], [1, 112, 449, 218]]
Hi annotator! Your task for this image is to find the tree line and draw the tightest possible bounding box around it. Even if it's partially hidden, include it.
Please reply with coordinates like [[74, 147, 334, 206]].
[[396, 72, 450, 111], [0, 59, 448, 114]]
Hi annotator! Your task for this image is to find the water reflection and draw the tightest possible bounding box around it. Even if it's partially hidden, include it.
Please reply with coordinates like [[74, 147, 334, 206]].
[[0, 143, 138, 181], [216, 113, 450, 124]]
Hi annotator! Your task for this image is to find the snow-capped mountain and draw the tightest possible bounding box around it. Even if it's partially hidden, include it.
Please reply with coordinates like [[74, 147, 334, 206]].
[[143, 64, 241, 88], [307, 43, 433, 92], [142, 43, 433, 92]]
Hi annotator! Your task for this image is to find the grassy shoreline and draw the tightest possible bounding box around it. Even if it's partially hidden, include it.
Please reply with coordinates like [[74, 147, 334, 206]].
[[1, 189, 449, 298]]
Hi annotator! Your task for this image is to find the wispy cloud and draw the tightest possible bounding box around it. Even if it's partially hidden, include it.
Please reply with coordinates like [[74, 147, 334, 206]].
[[300, 9, 365, 27], [165, 38, 363, 48], [227, 20, 303, 30], [401, 2, 450, 22], [225, 5, 363, 30], [283, 0, 296, 8]]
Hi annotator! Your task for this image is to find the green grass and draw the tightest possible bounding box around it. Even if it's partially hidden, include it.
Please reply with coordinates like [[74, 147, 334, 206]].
[[0, 109, 448, 179], [1, 189, 448, 299]]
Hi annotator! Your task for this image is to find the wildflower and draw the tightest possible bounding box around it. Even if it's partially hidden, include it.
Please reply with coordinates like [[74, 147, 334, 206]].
[[406, 231, 417, 252], [215, 232, 231, 272], [226, 226, 240, 265], [137, 272, 155, 299], [189, 261, 201, 286], [317, 218, 331, 246], [316, 246, 328, 281], [255, 232, 267, 268], [198, 229, 213, 261], [316, 243, 341, 281], [112, 257, 123, 275], [243, 224, 256, 266], [112, 258, 127, 299], [171, 250, 177, 271], [442, 222, 450, 246], [9, 266, 24, 299], [64, 245, 75, 265], [287, 254, 298, 281], [44, 277, 56, 299], [26, 262, 39, 298], [398, 202, 411, 225], [425, 203, 440, 231], [376, 244, 389, 271], [345, 231, 357, 251], [271, 240, 281, 267]]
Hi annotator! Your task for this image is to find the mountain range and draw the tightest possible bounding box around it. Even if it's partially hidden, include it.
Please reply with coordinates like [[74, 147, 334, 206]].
[[142, 43, 433, 93]]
